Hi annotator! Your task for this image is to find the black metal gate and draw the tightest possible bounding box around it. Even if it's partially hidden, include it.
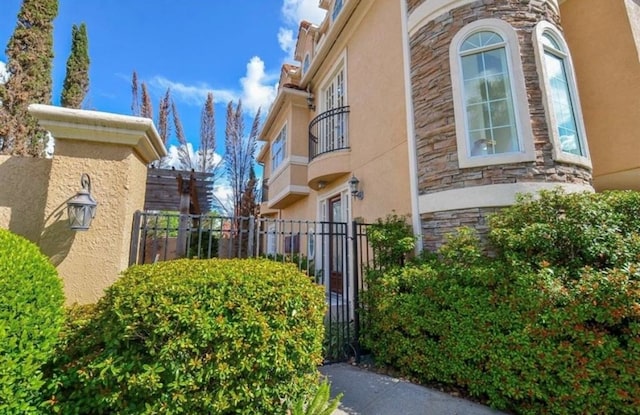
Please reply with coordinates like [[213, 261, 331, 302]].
[[129, 211, 375, 362]]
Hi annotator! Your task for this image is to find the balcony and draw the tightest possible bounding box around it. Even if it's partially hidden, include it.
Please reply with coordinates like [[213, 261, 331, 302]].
[[308, 106, 351, 188], [263, 161, 310, 210], [309, 106, 350, 159]]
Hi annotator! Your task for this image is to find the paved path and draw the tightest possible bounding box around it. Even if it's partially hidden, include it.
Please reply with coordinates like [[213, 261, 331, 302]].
[[320, 363, 507, 415]]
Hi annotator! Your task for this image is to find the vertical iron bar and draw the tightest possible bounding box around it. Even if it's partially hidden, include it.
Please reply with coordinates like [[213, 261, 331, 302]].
[[352, 220, 361, 363], [129, 211, 142, 266], [248, 216, 255, 257]]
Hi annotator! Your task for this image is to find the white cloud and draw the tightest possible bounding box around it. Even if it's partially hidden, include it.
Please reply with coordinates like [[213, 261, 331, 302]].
[[278, 28, 296, 58], [149, 77, 236, 107], [278, 0, 326, 56], [281, 0, 326, 25], [0, 61, 8, 84], [146, 57, 276, 116], [240, 56, 278, 115]]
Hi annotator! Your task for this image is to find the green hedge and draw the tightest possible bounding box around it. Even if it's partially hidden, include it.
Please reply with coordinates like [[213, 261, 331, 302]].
[[48, 258, 326, 414], [0, 229, 64, 414], [363, 191, 640, 414]]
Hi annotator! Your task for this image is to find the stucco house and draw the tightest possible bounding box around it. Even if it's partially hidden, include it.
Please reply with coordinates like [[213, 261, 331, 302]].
[[258, 0, 640, 252]]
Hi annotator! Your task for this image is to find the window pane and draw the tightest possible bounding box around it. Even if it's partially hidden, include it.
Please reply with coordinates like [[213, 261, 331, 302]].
[[464, 78, 486, 105], [544, 51, 583, 156], [493, 125, 518, 153], [461, 54, 483, 80], [486, 74, 509, 100], [462, 45, 520, 157], [483, 48, 508, 76], [467, 102, 490, 130], [461, 31, 504, 52], [542, 33, 561, 50], [489, 99, 512, 127], [469, 130, 491, 156]]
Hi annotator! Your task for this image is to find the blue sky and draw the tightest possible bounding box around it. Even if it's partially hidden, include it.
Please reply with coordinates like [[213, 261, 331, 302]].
[[0, 0, 326, 157]]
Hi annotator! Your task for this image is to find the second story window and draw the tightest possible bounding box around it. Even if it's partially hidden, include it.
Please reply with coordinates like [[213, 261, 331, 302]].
[[321, 65, 346, 151], [271, 125, 287, 171], [534, 21, 590, 167], [450, 19, 535, 168], [460, 30, 519, 157], [303, 54, 311, 75], [309, 55, 350, 160], [332, 0, 343, 21]]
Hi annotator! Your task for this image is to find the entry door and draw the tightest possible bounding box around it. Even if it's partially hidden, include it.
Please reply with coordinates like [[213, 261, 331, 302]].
[[329, 195, 344, 294]]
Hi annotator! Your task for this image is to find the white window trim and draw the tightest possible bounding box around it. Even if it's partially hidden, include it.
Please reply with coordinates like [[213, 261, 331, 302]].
[[533, 21, 591, 169], [270, 123, 288, 175], [450, 18, 535, 169], [319, 50, 348, 109]]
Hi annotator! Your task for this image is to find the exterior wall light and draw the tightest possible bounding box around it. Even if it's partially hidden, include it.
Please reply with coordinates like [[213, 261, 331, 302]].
[[67, 173, 97, 231], [349, 175, 364, 200], [307, 92, 316, 111]]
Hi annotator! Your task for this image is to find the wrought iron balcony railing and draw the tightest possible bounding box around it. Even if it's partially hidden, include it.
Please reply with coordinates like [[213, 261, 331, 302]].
[[309, 106, 350, 160]]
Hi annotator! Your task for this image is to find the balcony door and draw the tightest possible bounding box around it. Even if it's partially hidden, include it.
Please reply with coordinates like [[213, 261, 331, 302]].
[[328, 195, 345, 294], [321, 66, 346, 153]]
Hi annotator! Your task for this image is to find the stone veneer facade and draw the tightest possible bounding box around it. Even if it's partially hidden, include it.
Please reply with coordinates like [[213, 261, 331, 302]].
[[407, 0, 593, 251]]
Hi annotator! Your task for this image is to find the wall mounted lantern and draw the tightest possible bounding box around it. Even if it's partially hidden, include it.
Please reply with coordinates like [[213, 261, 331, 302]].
[[307, 92, 316, 111], [348, 175, 364, 200], [67, 173, 97, 231]]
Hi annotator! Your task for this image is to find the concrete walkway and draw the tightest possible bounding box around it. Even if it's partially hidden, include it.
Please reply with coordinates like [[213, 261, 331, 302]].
[[320, 363, 507, 415]]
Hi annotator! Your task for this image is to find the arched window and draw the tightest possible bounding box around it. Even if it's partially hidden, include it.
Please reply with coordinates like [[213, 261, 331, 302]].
[[450, 19, 535, 168], [534, 22, 590, 167]]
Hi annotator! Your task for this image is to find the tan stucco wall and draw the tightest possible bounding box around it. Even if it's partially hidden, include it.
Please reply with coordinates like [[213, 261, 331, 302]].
[[0, 156, 51, 243], [339, 0, 411, 222], [290, 103, 311, 156], [264, 0, 412, 224], [39, 140, 148, 304], [1, 104, 167, 305], [561, 0, 640, 190]]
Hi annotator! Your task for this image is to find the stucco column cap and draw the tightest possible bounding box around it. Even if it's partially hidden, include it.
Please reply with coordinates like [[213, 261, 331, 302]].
[[28, 104, 167, 164]]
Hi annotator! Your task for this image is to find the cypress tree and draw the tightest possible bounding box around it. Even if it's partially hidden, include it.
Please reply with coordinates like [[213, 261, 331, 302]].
[[0, 0, 58, 156], [61, 23, 90, 109]]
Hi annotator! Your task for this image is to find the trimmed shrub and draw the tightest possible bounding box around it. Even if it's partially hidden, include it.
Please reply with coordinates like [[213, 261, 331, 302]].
[[0, 229, 64, 414], [363, 191, 640, 414], [49, 258, 326, 414], [489, 189, 640, 275], [366, 213, 415, 270]]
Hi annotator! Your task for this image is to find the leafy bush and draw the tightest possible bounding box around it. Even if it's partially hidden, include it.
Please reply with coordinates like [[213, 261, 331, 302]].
[[366, 213, 415, 270], [363, 191, 640, 414], [0, 229, 64, 414], [490, 189, 640, 275], [48, 258, 326, 414]]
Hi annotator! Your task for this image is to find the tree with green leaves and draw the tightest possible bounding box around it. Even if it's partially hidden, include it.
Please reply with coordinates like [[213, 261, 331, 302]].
[[0, 0, 58, 156], [60, 23, 89, 109]]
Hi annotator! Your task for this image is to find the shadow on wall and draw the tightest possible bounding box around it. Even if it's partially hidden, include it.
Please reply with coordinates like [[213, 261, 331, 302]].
[[0, 156, 75, 265], [39, 201, 76, 266], [0, 156, 51, 242]]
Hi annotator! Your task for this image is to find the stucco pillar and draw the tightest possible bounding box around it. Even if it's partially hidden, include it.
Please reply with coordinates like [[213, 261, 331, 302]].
[[29, 104, 166, 305]]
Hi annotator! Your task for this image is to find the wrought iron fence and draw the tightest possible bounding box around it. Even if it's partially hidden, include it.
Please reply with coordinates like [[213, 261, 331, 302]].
[[129, 211, 377, 362]]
